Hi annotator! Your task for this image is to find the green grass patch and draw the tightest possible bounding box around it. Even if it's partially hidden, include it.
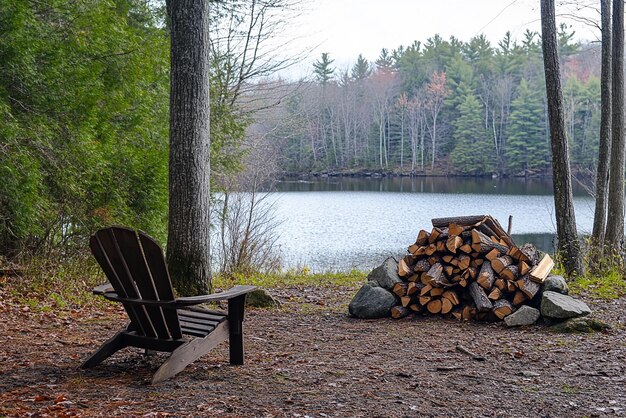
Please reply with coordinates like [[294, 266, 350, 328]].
[[214, 268, 368, 289], [569, 268, 626, 299]]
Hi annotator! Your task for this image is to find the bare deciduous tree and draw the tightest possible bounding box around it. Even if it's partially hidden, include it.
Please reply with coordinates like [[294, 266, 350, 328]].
[[541, 0, 584, 277]]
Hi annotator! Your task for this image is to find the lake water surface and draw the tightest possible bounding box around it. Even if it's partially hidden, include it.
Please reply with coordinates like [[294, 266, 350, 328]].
[[268, 177, 595, 272]]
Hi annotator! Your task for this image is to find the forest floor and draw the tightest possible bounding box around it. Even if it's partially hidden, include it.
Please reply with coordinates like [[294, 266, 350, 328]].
[[1, 279, 625, 418]]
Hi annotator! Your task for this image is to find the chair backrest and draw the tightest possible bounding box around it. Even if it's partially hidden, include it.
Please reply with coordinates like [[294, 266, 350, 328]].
[[89, 227, 183, 340]]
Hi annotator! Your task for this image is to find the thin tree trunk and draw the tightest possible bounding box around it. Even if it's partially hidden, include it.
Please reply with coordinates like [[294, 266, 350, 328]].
[[605, 0, 625, 253], [540, 0, 584, 277], [592, 0, 612, 251], [166, 0, 212, 295]]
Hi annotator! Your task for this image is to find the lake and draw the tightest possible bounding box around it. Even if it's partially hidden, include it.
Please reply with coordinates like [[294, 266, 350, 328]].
[[267, 177, 595, 272]]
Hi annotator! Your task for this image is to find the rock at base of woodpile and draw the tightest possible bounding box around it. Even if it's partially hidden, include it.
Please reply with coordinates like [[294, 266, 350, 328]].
[[246, 289, 280, 308], [348, 282, 397, 319], [366, 257, 403, 291], [543, 275, 569, 295], [540, 291, 591, 320], [550, 317, 611, 333], [504, 305, 540, 327]]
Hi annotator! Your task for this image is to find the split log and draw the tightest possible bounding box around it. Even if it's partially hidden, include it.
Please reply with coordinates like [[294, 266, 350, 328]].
[[443, 264, 454, 277], [494, 278, 505, 290], [442, 290, 460, 305], [425, 244, 437, 256], [446, 235, 464, 254], [471, 229, 509, 254], [469, 282, 493, 312], [425, 263, 443, 285], [516, 274, 541, 299], [512, 290, 528, 306], [407, 273, 419, 282], [491, 255, 513, 274], [470, 258, 484, 268], [448, 223, 466, 236], [529, 254, 554, 283], [442, 254, 454, 263], [401, 295, 414, 308], [487, 287, 502, 301], [441, 298, 453, 314], [506, 279, 517, 293], [427, 299, 443, 314], [416, 229, 430, 246], [500, 264, 519, 281], [407, 281, 425, 296], [518, 260, 530, 276], [477, 261, 496, 289], [485, 248, 501, 261], [429, 287, 444, 297], [391, 306, 410, 319], [414, 258, 431, 273], [457, 254, 471, 270], [409, 303, 423, 312], [459, 242, 473, 254], [519, 243, 540, 265], [420, 284, 433, 296], [429, 227, 444, 243], [492, 299, 515, 319], [419, 295, 432, 306], [392, 282, 408, 297], [398, 258, 412, 277]]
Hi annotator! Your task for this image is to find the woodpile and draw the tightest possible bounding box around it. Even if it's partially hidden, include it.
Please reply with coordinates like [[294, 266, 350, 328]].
[[392, 215, 554, 322]]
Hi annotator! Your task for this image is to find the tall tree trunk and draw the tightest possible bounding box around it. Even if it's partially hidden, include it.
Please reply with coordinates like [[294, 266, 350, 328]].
[[166, 0, 212, 295], [592, 0, 612, 251], [540, 0, 584, 277], [605, 0, 625, 254]]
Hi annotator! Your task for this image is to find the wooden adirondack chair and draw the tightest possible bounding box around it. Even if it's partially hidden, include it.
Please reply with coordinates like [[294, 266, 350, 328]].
[[81, 226, 256, 384]]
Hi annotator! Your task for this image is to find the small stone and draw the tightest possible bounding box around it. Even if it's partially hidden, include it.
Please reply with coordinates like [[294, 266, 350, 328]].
[[366, 257, 403, 291], [504, 305, 540, 327], [348, 283, 397, 319], [550, 317, 611, 333], [543, 275, 569, 295], [540, 291, 591, 319], [245, 289, 279, 308]]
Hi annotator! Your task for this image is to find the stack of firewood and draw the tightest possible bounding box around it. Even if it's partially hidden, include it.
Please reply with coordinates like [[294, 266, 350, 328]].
[[391, 215, 554, 321]]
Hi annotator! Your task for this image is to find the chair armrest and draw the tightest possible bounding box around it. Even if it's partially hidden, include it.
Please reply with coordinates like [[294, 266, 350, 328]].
[[98, 285, 257, 308], [174, 285, 257, 306], [93, 282, 114, 295]]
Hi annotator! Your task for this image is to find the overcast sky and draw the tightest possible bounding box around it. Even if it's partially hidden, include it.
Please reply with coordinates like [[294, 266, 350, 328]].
[[276, 0, 600, 78]]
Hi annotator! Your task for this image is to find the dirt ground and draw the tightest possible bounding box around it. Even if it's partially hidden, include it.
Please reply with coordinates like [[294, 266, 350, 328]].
[[1, 282, 625, 417]]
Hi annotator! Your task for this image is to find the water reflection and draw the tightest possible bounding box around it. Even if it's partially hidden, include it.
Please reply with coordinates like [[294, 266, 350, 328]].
[[274, 176, 591, 196]]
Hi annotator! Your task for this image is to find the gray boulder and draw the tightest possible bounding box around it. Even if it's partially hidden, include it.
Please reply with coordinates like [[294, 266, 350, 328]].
[[367, 257, 403, 291], [540, 291, 591, 319], [246, 288, 280, 308], [348, 283, 397, 319], [543, 275, 569, 295], [551, 317, 611, 333], [504, 305, 540, 327]]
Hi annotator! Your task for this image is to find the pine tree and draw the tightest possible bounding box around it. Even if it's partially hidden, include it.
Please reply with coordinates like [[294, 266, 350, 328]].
[[313, 52, 335, 84], [450, 90, 494, 174], [506, 79, 549, 174], [351, 54, 371, 80]]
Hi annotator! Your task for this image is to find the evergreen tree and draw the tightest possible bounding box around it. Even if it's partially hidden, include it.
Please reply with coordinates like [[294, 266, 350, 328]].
[[313, 52, 335, 84], [351, 54, 371, 80], [506, 79, 549, 174], [450, 90, 494, 174]]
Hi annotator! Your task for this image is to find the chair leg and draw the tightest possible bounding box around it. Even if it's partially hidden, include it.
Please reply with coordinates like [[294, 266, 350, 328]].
[[228, 295, 247, 365], [151, 321, 230, 384], [81, 332, 127, 369]]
